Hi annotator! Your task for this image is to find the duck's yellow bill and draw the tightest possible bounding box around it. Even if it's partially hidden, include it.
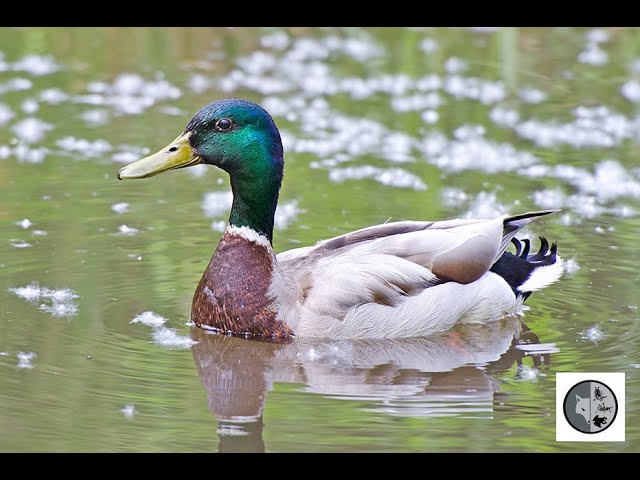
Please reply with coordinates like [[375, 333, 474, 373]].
[[117, 132, 202, 180]]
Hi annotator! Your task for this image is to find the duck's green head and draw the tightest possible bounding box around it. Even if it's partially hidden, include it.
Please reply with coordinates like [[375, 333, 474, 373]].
[[118, 98, 284, 242], [118, 98, 283, 180]]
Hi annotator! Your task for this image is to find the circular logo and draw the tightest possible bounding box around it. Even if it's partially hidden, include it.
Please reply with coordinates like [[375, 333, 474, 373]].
[[563, 380, 618, 434]]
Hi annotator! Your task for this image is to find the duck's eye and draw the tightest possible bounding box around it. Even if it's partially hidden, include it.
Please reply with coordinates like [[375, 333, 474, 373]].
[[216, 118, 233, 131]]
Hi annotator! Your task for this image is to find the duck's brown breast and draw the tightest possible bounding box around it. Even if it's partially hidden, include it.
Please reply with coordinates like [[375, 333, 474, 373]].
[[191, 232, 293, 339]]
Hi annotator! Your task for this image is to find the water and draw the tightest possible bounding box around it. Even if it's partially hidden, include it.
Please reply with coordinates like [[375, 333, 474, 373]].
[[1, 27, 639, 452]]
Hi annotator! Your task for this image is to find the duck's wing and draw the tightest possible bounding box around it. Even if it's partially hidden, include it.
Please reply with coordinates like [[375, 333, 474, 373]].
[[274, 210, 557, 336], [277, 210, 557, 285]]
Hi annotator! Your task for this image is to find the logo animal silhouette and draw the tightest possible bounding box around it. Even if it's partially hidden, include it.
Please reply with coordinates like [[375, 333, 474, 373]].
[[594, 386, 607, 401], [597, 402, 613, 413], [593, 415, 608, 428], [575, 394, 590, 423]]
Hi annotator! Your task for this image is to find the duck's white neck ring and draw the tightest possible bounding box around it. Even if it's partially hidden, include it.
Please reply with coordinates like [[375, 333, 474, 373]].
[[226, 225, 272, 248]]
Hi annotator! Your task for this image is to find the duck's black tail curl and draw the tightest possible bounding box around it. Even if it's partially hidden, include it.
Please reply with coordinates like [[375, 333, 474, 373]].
[[490, 236, 563, 301]]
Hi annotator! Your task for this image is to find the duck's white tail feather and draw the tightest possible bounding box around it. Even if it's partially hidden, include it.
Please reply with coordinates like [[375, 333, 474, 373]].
[[518, 257, 565, 293]]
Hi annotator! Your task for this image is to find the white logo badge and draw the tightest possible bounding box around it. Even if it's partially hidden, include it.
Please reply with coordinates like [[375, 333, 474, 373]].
[[556, 372, 625, 442]]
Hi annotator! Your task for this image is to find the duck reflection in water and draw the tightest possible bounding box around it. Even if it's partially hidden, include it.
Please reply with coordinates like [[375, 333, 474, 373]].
[[190, 316, 557, 452]]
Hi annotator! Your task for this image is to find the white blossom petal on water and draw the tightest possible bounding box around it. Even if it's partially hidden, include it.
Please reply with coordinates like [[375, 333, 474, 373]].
[[9, 282, 79, 318], [11, 118, 53, 144], [118, 225, 139, 235], [12, 54, 60, 75], [16, 219, 32, 229], [130, 311, 167, 328], [111, 202, 129, 214], [152, 327, 197, 349], [17, 352, 36, 369]]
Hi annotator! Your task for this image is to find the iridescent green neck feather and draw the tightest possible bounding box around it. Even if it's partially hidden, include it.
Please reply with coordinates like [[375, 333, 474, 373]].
[[227, 153, 282, 243]]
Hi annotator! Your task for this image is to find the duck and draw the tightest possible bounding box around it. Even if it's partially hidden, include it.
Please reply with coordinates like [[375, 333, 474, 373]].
[[118, 98, 564, 340]]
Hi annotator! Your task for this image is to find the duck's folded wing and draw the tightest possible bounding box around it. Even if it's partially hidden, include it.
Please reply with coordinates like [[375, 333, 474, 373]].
[[278, 251, 519, 338], [278, 210, 556, 286], [282, 251, 441, 323], [276, 221, 500, 325]]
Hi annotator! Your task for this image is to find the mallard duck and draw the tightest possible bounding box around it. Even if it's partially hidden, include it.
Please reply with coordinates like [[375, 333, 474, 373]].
[[118, 98, 563, 340]]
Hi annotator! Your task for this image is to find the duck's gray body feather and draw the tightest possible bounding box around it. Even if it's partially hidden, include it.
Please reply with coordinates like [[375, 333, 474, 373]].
[[272, 210, 561, 338]]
